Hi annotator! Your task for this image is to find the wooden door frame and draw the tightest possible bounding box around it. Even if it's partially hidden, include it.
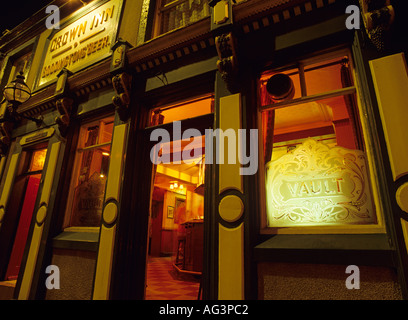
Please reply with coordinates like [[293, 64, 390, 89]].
[[108, 112, 214, 299], [142, 113, 214, 299]]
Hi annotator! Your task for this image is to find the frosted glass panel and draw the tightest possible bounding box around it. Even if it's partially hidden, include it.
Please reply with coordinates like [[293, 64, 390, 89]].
[[265, 139, 376, 227]]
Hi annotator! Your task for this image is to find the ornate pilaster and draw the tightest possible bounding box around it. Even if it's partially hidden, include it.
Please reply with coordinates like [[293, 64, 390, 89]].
[[209, 0, 246, 300], [55, 97, 74, 137], [359, 0, 395, 51], [215, 32, 239, 93], [211, 0, 239, 93], [112, 72, 132, 122], [110, 39, 133, 122], [54, 68, 75, 137]]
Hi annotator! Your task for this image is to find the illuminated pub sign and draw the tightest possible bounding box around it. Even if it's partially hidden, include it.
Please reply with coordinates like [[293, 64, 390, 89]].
[[265, 139, 377, 227], [37, 0, 123, 88]]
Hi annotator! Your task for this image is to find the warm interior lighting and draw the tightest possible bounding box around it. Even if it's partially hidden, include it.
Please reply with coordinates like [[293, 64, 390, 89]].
[[261, 52, 376, 228], [169, 181, 186, 193], [147, 134, 206, 288], [29, 149, 47, 172], [150, 96, 213, 125], [265, 139, 376, 227], [65, 115, 114, 228]]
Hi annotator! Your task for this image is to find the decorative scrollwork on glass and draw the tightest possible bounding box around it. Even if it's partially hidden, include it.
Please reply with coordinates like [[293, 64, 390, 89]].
[[266, 139, 376, 227]]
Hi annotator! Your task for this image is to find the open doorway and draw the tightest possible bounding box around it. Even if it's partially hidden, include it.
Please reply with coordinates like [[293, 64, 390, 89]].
[[145, 135, 205, 300]]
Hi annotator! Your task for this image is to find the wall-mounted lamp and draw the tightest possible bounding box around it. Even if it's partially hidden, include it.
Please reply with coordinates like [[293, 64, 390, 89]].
[[2, 72, 42, 126], [3, 72, 31, 103]]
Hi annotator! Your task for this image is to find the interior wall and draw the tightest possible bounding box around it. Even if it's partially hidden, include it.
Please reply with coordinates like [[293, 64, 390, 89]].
[[158, 188, 204, 255]]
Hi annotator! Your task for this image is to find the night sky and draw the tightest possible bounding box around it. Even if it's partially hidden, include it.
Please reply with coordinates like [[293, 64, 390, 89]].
[[0, 0, 53, 34], [1, 1, 408, 40]]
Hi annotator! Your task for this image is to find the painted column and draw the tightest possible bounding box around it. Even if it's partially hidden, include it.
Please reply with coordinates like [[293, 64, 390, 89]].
[[369, 53, 408, 295], [18, 140, 61, 299], [210, 0, 246, 300], [0, 153, 21, 232], [92, 123, 128, 300], [217, 93, 245, 299]]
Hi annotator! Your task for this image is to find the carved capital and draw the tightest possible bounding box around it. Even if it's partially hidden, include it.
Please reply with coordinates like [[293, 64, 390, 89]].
[[112, 72, 132, 121], [359, 0, 395, 51], [55, 97, 74, 137], [110, 39, 133, 74], [215, 32, 239, 92]]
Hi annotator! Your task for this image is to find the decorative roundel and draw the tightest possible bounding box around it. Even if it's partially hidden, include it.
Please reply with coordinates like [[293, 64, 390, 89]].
[[218, 195, 244, 223], [36, 205, 47, 225], [396, 183, 408, 214], [103, 202, 118, 225]]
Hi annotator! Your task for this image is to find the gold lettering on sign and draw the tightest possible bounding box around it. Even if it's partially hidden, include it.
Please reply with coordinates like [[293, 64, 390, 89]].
[[283, 178, 346, 199], [39, 0, 121, 87], [265, 139, 376, 227]]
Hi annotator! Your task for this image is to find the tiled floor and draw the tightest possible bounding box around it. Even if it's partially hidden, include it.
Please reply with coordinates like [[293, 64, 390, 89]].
[[146, 256, 201, 300]]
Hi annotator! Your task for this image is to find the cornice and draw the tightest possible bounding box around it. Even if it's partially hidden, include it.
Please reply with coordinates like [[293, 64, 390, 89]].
[[19, 0, 340, 117], [19, 58, 112, 118], [234, 0, 338, 34], [234, 0, 295, 23], [128, 17, 214, 73]]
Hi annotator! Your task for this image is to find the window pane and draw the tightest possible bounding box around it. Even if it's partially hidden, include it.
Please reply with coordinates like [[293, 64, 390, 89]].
[[149, 96, 213, 126], [259, 68, 301, 107], [10, 51, 32, 83], [261, 55, 376, 228], [78, 119, 114, 148], [65, 116, 114, 228], [264, 136, 377, 227], [29, 149, 47, 172], [263, 97, 363, 165], [303, 57, 350, 96], [259, 56, 352, 107], [161, 0, 210, 34]]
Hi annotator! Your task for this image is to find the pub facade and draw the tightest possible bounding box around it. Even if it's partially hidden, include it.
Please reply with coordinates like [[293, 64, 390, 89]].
[[0, 0, 407, 300]]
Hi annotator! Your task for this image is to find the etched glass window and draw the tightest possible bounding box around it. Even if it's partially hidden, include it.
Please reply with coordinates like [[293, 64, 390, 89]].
[[260, 52, 377, 228], [64, 115, 114, 228]]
